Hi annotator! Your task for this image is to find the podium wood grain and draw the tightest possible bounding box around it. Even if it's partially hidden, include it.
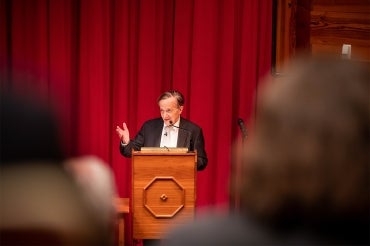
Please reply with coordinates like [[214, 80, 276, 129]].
[[132, 151, 197, 239]]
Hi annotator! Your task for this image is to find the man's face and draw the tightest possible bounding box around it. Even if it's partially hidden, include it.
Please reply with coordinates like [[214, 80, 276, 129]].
[[159, 96, 183, 126]]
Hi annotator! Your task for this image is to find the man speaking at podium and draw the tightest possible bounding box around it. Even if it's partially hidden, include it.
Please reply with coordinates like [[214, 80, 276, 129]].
[[116, 90, 208, 171]]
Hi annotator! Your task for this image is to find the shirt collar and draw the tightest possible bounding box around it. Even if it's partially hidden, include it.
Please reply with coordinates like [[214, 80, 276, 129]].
[[162, 118, 181, 131], [172, 118, 180, 127]]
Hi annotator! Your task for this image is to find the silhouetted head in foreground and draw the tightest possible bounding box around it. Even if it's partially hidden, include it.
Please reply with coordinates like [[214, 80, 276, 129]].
[[240, 56, 369, 244], [1, 91, 63, 164], [0, 90, 114, 245]]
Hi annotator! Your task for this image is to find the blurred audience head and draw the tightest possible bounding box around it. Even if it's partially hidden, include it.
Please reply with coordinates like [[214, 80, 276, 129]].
[[1, 90, 63, 164], [0, 90, 114, 245], [64, 155, 118, 230], [240, 56, 369, 244]]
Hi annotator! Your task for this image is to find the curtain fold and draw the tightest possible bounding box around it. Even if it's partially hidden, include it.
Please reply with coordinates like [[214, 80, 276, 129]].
[[1, 0, 272, 244]]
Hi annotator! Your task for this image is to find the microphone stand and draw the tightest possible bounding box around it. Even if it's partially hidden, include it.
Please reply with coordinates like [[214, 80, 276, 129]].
[[231, 118, 248, 212]]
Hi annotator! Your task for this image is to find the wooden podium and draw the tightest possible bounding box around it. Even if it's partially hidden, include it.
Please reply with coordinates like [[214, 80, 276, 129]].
[[132, 148, 197, 239]]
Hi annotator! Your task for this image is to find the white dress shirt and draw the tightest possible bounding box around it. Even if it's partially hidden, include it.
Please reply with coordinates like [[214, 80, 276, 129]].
[[160, 119, 180, 147]]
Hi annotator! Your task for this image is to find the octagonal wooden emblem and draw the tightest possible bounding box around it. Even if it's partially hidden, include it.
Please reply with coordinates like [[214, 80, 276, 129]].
[[143, 176, 185, 218]]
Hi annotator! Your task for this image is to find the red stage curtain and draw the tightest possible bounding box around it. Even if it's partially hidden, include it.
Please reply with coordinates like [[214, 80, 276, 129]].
[[1, 0, 272, 244]]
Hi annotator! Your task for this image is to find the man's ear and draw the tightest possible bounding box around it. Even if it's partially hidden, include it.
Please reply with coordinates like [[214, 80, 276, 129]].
[[179, 106, 184, 113]]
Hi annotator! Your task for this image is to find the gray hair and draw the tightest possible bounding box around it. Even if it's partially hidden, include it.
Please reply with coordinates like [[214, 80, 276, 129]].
[[157, 90, 185, 107]]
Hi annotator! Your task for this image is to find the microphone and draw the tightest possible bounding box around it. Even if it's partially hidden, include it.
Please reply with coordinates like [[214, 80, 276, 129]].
[[164, 132, 168, 136], [169, 121, 191, 133], [238, 118, 248, 139]]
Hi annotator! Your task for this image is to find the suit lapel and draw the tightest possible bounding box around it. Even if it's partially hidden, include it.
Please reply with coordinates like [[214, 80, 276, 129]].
[[177, 129, 188, 147], [153, 120, 163, 147], [177, 119, 190, 148]]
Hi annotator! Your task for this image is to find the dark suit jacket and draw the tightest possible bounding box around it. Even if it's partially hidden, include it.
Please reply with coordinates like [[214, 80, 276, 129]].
[[119, 117, 208, 171]]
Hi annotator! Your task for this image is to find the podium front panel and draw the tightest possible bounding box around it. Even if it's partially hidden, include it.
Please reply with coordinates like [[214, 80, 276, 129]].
[[132, 151, 197, 239]]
